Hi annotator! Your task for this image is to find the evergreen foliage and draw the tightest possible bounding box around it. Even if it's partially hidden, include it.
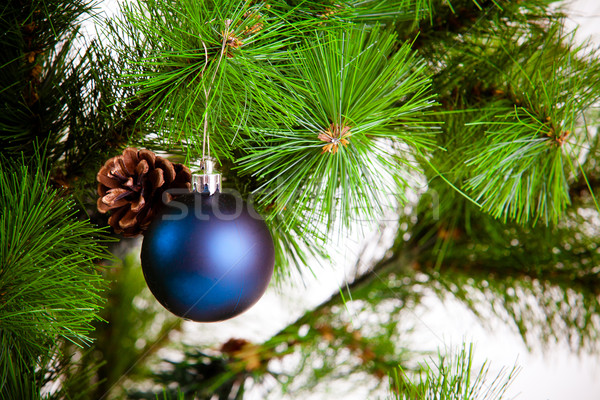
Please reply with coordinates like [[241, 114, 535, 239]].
[[0, 158, 111, 397], [238, 25, 436, 232], [83, 252, 181, 399], [430, 18, 600, 224], [410, 194, 600, 351], [2, 0, 600, 398], [391, 344, 518, 400], [0, 0, 140, 194], [0, 0, 94, 157]]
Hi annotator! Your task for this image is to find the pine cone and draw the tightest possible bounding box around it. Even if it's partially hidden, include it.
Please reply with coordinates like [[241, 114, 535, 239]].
[[97, 148, 192, 237]]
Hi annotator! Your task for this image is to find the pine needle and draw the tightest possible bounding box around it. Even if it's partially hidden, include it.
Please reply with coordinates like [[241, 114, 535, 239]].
[[238, 25, 437, 233], [0, 157, 112, 385]]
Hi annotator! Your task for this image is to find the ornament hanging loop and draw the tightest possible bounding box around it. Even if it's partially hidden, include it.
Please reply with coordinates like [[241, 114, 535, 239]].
[[193, 158, 221, 195], [193, 35, 227, 196]]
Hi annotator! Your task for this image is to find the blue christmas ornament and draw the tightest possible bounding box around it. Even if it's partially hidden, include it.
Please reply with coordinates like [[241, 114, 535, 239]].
[[140, 166, 275, 322]]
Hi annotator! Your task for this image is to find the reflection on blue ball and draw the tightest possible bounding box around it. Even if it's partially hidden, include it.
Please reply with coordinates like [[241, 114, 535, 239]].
[[141, 192, 275, 322]]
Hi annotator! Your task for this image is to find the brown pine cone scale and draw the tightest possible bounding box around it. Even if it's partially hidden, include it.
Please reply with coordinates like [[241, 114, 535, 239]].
[[97, 148, 192, 237]]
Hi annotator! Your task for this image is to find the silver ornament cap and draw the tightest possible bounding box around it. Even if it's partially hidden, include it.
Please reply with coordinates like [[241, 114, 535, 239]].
[[192, 159, 221, 195]]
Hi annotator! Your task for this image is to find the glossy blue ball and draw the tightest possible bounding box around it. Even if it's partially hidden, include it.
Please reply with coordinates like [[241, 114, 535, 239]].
[[141, 191, 275, 322]]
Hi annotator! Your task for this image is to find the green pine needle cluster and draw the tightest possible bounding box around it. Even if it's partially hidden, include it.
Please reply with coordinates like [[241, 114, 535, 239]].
[[0, 0, 93, 157], [391, 344, 518, 400], [238, 26, 435, 232], [0, 0, 141, 193], [0, 158, 111, 394], [428, 13, 600, 225], [112, 0, 320, 158], [109, 0, 438, 238], [462, 24, 600, 224], [108, 0, 600, 236]]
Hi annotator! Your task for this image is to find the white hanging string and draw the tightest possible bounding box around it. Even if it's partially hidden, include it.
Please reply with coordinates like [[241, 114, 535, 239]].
[[200, 20, 230, 171]]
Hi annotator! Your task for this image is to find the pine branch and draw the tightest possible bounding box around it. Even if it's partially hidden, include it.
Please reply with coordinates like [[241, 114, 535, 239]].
[[119, 186, 600, 396], [66, 252, 183, 400], [238, 25, 436, 233], [408, 182, 600, 351], [0, 156, 112, 395], [390, 343, 519, 400], [283, 0, 431, 24], [110, 0, 330, 160], [6, 0, 598, 397], [427, 18, 600, 225], [0, 0, 95, 158], [1, 0, 143, 200]]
